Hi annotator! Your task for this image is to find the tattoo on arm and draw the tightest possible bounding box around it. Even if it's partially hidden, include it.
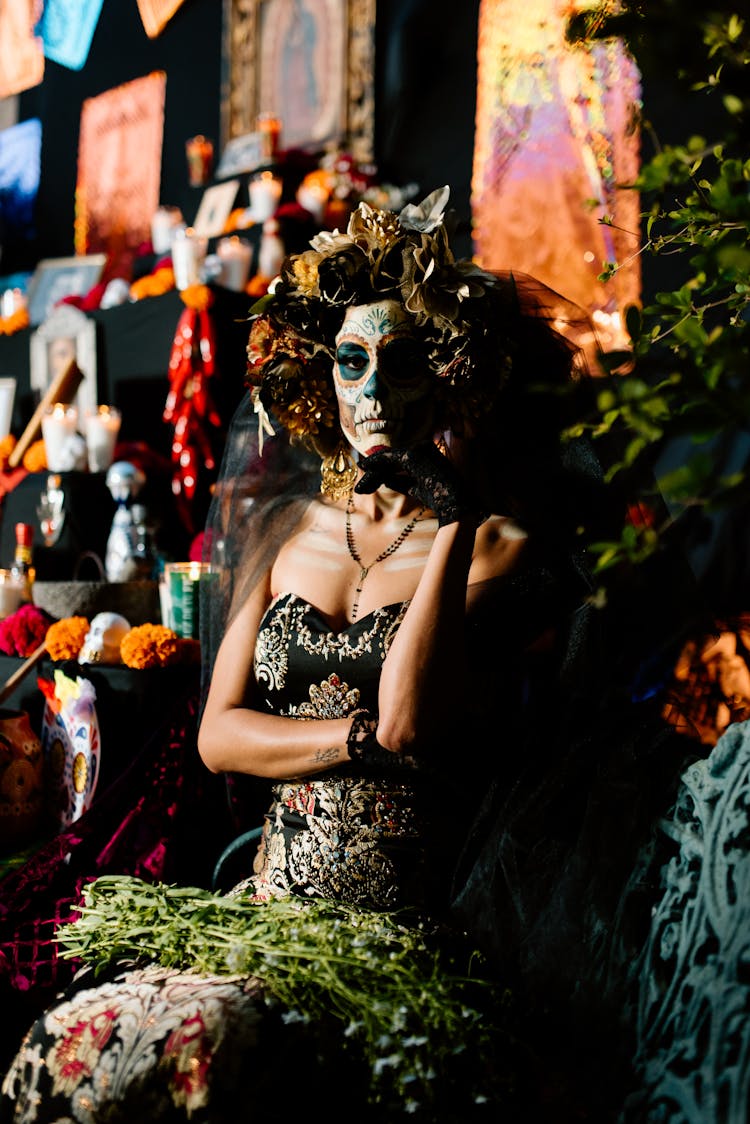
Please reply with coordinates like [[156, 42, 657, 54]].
[[312, 746, 339, 765]]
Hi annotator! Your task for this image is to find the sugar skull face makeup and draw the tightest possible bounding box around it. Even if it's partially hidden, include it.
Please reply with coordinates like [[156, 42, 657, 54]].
[[333, 300, 435, 457]]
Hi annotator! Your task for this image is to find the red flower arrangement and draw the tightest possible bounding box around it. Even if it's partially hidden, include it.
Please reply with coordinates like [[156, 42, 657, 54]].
[[0, 604, 53, 657]]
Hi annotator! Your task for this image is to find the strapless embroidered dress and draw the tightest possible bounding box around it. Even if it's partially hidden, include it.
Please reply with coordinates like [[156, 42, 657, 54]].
[[240, 592, 428, 910]]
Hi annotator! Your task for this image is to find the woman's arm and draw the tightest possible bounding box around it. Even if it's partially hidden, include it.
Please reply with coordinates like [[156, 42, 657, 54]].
[[375, 514, 526, 753], [197, 573, 352, 778]]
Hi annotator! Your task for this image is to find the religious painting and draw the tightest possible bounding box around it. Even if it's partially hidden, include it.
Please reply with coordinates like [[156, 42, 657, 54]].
[[222, 0, 375, 161], [472, 0, 642, 352], [75, 71, 166, 259], [0, 0, 44, 99]]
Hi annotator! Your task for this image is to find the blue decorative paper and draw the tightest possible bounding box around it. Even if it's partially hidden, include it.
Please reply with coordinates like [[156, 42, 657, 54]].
[[37, 0, 106, 71]]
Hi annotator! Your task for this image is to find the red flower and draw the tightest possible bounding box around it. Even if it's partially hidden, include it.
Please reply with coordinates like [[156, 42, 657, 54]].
[[626, 502, 656, 529], [0, 604, 53, 657]]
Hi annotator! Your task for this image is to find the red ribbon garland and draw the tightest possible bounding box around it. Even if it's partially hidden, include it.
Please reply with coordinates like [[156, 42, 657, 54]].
[[163, 305, 222, 524]]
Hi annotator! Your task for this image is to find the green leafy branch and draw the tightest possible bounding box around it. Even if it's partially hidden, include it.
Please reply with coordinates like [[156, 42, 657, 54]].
[[56, 876, 518, 1117]]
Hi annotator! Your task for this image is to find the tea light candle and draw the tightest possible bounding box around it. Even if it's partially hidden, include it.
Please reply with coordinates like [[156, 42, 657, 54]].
[[216, 237, 253, 291], [84, 406, 122, 473], [41, 404, 79, 473], [248, 172, 282, 222]]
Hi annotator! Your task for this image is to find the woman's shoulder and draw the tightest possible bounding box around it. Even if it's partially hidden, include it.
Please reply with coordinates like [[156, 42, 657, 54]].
[[470, 514, 529, 584]]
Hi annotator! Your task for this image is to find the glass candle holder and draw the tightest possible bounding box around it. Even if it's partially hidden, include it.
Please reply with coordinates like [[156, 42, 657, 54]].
[[163, 561, 210, 638], [248, 172, 282, 222], [84, 406, 121, 473], [41, 403, 79, 473], [185, 135, 214, 186]]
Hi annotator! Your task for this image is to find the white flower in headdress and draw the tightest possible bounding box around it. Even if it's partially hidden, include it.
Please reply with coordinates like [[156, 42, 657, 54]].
[[252, 387, 276, 455], [310, 229, 353, 254], [398, 185, 451, 233]]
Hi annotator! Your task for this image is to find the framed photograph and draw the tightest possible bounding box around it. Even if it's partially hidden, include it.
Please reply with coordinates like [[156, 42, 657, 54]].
[[215, 131, 266, 179], [221, 0, 375, 160], [192, 179, 241, 239], [30, 305, 98, 418], [26, 254, 107, 327], [0, 379, 17, 439]]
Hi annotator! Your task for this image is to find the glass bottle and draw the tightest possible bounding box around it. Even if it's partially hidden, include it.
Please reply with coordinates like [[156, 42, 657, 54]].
[[10, 522, 35, 602]]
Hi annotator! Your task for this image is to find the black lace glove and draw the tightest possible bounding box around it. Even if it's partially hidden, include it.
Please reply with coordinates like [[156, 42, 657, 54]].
[[346, 710, 419, 771], [354, 443, 481, 527]]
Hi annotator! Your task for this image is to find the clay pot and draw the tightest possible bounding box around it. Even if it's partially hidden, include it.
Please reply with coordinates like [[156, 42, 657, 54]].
[[0, 708, 44, 852]]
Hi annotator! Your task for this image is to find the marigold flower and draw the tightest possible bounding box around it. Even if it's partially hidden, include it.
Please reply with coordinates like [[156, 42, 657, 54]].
[[130, 266, 176, 301], [0, 434, 17, 470], [180, 284, 213, 312], [22, 440, 47, 473], [120, 624, 181, 669], [0, 307, 29, 335], [45, 617, 91, 661]]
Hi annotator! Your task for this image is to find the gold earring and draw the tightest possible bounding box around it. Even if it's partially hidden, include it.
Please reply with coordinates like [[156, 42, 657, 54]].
[[320, 444, 357, 501]]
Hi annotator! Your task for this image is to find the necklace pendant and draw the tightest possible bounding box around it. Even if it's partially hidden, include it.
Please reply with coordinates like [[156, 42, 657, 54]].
[[358, 566, 369, 585]]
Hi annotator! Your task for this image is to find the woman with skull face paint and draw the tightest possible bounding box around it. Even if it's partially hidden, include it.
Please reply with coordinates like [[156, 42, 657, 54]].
[[1, 189, 611, 1122]]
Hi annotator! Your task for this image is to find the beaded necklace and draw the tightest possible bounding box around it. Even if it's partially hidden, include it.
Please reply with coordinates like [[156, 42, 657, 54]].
[[345, 493, 426, 621]]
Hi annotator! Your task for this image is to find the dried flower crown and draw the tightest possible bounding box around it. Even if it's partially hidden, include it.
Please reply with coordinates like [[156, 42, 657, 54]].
[[245, 186, 515, 457]]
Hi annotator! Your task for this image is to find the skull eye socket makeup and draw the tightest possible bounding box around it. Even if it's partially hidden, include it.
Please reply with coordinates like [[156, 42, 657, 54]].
[[334, 338, 427, 386], [335, 341, 369, 380]]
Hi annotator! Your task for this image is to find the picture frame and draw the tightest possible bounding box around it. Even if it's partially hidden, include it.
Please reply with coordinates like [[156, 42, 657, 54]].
[[0, 378, 17, 439], [192, 179, 241, 238], [215, 131, 266, 179], [29, 305, 99, 418], [25, 254, 107, 327], [221, 0, 375, 161]]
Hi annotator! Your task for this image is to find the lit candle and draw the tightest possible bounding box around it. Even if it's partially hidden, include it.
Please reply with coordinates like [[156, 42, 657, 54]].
[[216, 236, 253, 291], [41, 404, 79, 473], [185, 135, 214, 186], [165, 561, 210, 638], [248, 172, 282, 222], [297, 183, 328, 222], [171, 227, 208, 290], [84, 406, 122, 473], [151, 206, 184, 256], [0, 570, 25, 620]]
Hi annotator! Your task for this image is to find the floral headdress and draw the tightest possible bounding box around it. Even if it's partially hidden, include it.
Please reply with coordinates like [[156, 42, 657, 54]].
[[245, 186, 516, 461]]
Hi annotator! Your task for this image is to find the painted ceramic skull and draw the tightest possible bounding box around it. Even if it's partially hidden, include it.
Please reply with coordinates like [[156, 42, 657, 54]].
[[333, 299, 435, 457], [78, 612, 131, 665]]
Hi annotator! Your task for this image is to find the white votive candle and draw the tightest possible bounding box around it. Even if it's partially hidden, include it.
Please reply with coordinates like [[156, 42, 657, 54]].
[[0, 570, 25, 619], [84, 406, 122, 473], [41, 404, 79, 473], [171, 227, 208, 290], [248, 172, 282, 222], [216, 237, 253, 291]]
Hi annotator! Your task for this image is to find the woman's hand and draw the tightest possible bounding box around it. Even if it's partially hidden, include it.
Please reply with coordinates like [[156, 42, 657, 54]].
[[354, 442, 481, 527]]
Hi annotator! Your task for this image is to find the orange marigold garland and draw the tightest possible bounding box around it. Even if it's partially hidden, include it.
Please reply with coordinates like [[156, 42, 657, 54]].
[[46, 617, 90, 660], [120, 623, 180, 669]]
